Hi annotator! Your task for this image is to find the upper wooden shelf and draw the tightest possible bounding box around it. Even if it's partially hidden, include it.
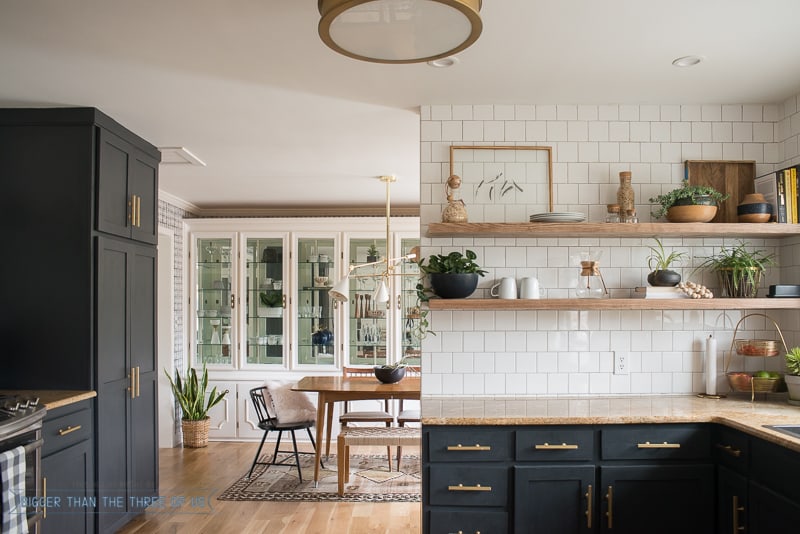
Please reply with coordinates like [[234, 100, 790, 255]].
[[427, 298, 800, 311], [426, 222, 800, 238]]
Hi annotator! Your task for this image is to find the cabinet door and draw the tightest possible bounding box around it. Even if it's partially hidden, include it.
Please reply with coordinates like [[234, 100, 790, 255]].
[[97, 128, 133, 239], [749, 481, 800, 534], [193, 235, 237, 368], [130, 370, 158, 509], [42, 439, 95, 534], [296, 236, 337, 367], [717, 465, 747, 534], [130, 150, 159, 245], [236, 382, 266, 439], [514, 465, 595, 533], [244, 235, 288, 367], [396, 235, 421, 366], [599, 465, 714, 534], [207, 380, 237, 439]]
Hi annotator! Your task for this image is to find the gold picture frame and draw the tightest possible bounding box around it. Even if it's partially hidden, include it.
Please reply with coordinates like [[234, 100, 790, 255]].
[[449, 145, 554, 212]]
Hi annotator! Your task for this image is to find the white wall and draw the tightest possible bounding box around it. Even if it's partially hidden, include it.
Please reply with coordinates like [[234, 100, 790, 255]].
[[421, 96, 800, 397]]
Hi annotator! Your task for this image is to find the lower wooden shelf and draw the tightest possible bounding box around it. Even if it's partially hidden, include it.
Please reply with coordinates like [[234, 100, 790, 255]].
[[427, 298, 800, 311]]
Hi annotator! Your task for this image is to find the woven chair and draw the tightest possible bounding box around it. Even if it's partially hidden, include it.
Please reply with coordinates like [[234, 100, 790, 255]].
[[325, 366, 394, 465], [247, 386, 321, 482]]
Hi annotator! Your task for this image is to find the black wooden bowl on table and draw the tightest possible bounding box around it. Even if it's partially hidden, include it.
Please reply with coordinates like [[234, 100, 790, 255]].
[[373, 366, 406, 384]]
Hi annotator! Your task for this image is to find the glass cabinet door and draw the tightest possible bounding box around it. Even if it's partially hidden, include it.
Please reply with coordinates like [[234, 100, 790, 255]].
[[397, 237, 421, 366], [347, 237, 388, 366], [194, 236, 235, 367], [245, 237, 286, 366], [296, 237, 336, 366]]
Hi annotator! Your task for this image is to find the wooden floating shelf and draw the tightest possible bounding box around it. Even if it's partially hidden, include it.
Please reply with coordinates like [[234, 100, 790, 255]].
[[427, 298, 800, 311], [426, 222, 800, 238]]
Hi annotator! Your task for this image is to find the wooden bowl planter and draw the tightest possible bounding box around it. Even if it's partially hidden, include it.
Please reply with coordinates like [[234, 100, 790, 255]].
[[665, 204, 718, 223]]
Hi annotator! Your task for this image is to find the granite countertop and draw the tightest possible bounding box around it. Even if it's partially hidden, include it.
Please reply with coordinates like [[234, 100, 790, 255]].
[[421, 394, 800, 452], [0, 389, 96, 410]]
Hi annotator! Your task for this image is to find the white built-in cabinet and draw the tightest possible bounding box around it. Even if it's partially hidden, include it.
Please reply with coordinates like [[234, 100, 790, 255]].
[[185, 217, 420, 440]]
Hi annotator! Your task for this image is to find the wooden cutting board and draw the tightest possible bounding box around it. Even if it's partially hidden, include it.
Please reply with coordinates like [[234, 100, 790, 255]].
[[685, 160, 755, 223]]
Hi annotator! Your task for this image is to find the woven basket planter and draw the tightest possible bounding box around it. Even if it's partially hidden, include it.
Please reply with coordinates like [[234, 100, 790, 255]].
[[182, 417, 211, 448]]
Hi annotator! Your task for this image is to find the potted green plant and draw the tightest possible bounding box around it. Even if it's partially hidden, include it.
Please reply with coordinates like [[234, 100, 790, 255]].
[[374, 354, 415, 384], [694, 241, 775, 298], [164, 364, 228, 448], [417, 250, 488, 299], [785, 347, 800, 405], [648, 180, 729, 222], [366, 243, 379, 262], [259, 290, 283, 317], [646, 238, 687, 286]]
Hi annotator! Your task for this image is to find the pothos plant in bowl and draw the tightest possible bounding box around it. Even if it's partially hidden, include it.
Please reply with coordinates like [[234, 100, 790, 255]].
[[416, 250, 488, 300], [648, 180, 729, 222]]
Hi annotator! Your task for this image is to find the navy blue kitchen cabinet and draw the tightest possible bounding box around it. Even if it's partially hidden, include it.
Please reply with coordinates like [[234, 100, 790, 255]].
[[425, 424, 717, 534], [0, 107, 160, 534]]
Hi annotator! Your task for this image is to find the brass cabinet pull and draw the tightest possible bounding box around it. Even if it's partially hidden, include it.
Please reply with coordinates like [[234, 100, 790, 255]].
[[57, 425, 82, 436], [605, 485, 613, 529], [129, 368, 135, 399], [733, 495, 745, 533], [135, 366, 140, 398], [136, 195, 141, 227], [397, 295, 401, 309], [230, 294, 236, 309], [446, 444, 491, 451], [42, 477, 47, 519], [716, 443, 742, 458], [637, 441, 681, 449], [447, 483, 492, 492], [585, 484, 593, 528], [128, 195, 134, 225], [534, 442, 579, 450]]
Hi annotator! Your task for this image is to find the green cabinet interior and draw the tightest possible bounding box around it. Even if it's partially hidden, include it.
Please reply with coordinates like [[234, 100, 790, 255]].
[[423, 423, 800, 534]]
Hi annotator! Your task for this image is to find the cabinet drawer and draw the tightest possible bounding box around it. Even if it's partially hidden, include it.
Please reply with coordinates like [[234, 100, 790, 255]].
[[428, 509, 508, 534], [601, 424, 710, 460], [516, 428, 595, 461], [43, 403, 93, 457], [712, 424, 749, 473], [428, 465, 508, 507], [750, 437, 800, 503], [427, 427, 513, 462]]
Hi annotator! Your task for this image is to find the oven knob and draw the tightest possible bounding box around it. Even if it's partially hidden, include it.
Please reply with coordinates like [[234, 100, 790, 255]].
[[29, 397, 40, 407], [6, 402, 19, 412], [19, 399, 30, 409]]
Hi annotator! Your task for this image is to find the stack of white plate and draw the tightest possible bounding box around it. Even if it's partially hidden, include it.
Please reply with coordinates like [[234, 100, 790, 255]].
[[529, 212, 586, 223]]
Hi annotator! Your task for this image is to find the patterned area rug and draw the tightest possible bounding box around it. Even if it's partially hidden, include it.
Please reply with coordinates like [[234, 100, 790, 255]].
[[217, 452, 421, 502]]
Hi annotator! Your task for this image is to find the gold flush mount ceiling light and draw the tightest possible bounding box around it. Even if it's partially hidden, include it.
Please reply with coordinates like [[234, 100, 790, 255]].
[[318, 0, 482, 64]]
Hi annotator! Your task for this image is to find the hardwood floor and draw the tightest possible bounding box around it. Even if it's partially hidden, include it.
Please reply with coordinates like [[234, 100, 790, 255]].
[[117, 442, 421, 534]]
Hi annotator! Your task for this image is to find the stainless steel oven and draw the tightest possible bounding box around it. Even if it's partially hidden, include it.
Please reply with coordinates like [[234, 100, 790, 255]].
[[0, 396, 45, 534]]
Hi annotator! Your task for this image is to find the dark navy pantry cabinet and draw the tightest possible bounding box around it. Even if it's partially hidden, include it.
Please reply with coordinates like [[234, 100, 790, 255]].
[[0, 107, 160, 533]]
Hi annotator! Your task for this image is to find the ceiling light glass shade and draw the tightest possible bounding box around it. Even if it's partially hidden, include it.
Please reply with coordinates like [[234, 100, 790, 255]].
[[329, 277, 350, 302], [373, 279, 390, 303], [318, 0, 482, 64]]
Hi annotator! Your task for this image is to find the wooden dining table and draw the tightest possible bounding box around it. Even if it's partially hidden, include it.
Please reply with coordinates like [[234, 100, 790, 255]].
[[293, 375, 421, 484]]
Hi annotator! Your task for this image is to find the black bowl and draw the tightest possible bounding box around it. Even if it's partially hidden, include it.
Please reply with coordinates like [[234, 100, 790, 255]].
[[428, 273, 479, 299], [737, 202, 772, 215], [373, 366, 406, 384]]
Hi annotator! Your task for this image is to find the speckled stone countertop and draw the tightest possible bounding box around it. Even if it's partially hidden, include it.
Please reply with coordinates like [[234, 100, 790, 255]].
[[0, 390, 96, 410], [421, 394, 800, 452]]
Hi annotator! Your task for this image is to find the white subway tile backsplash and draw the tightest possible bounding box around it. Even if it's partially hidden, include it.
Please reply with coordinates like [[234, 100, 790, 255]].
[[421, 96, 798, 397]]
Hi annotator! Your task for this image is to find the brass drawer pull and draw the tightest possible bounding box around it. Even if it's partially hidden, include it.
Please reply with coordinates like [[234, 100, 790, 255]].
[[447, 483, 492, 492], [715, 443, 742, 458], [637, 441, 681, 449], [57, 425, 82, 436], [605, 485, 613, 528], [585, 484, 593, 528], [535, 442, 579, 450], [446, 443, 491, 451]]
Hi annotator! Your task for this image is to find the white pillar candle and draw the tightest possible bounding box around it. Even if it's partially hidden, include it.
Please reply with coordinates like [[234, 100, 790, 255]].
[[705, 335, 717, 395]]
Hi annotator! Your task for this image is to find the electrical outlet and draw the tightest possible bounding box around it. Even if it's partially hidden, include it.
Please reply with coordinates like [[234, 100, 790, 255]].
[[614, 351, 629, 375]]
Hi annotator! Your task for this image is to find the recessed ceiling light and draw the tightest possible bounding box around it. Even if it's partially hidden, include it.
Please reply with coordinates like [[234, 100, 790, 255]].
[[672, 55, 703, 67], [427, 56, 460, 68], [158, 146, 206, 166]]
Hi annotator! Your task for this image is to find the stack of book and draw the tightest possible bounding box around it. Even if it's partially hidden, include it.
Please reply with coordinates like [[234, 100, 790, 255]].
[[754, 164, 800, 223], [632, 287, 688, 299]]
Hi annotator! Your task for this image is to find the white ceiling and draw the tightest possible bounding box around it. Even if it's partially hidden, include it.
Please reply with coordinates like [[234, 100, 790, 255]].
[[2, 0, 799, 213]]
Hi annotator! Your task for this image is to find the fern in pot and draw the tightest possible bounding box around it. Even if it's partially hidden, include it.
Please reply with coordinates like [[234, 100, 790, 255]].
[[694, 241, 775, 298], [165, 364, 228, 447]]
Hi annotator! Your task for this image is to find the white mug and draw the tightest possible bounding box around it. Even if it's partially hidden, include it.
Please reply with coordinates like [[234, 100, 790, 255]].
[[490, 277, 517, 299], [519, 277, 542, 299]]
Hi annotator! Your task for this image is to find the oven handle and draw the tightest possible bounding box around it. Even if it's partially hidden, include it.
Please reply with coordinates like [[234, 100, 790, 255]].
[[22, 438, 43, 454]]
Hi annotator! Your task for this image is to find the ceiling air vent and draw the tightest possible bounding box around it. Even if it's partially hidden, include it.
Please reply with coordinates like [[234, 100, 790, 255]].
[[158, 147, 206, 166]]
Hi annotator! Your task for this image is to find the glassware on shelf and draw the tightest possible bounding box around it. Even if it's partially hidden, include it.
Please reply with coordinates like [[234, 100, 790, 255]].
[[605, 204, 621, 223], [572, 250, 608, 299], [221, 326, 231, 357], [210, 320, 221, 344], [623, 208, 638, 223]]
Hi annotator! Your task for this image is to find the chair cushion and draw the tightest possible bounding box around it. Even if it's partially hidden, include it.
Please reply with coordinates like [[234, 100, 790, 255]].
[[339, 411, 393, 422], [397, 409, 420, 422], [264, 381, 317, 424]]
